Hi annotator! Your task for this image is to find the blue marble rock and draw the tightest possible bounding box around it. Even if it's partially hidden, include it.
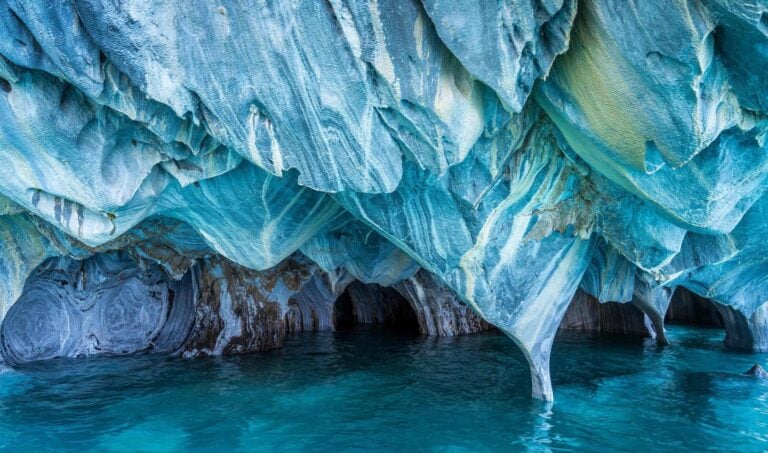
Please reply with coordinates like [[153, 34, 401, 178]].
[[0, 250, 488, 364], [0, 252, 195, 364], [0, 0, 767, 400]]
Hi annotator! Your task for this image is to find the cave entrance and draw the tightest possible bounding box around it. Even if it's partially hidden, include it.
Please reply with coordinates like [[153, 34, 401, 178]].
[[333, 290, 356, 331], [665, 287, 724, 328], [333, 281, 420, 334], [557, 290, 650, 338], [663, 288, 768, 352]]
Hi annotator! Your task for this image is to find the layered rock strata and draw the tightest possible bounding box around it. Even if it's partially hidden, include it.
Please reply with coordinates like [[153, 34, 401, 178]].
[[0, 251, 487, 364]]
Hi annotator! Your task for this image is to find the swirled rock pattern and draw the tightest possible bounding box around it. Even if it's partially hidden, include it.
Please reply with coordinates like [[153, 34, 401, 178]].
[[1, 0, 768, 400], [0, 251, 485, 364], [0, 252, 195, 365]]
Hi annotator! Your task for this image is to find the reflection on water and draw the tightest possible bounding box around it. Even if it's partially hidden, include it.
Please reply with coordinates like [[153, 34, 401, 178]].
[[0, 325, 766, 451]]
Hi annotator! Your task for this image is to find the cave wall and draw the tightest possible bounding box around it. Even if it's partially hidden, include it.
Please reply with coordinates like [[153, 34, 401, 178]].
[[666, 288, 724, 328], [0, 252, 195, 365], [715, 303, 768, 353], [394, 270, 492, 336], [0, 251, 489, 364], [559, 290, 649, 338]]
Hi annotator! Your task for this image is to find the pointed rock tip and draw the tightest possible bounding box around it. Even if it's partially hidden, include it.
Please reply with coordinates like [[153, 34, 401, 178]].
[[744, 364, 768, 378]]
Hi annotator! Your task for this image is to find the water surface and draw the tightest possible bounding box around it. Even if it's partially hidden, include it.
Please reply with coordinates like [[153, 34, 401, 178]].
[[1, 325, 766, 451]]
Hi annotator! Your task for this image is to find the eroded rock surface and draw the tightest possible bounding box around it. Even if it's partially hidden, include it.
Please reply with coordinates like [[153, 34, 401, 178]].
[[0, 253, 195, 365], [0, 251, 485, 364], [559, 290, 649, 338], [394, 270, 491, 336]]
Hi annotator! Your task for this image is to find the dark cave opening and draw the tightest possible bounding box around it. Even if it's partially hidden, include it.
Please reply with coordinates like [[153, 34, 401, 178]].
[[665, 287, 724, 328], [662, 288, 768, 352], [557, 290, 650, 338], [333, 281, 420, 334], [333, 290, 357, 331]]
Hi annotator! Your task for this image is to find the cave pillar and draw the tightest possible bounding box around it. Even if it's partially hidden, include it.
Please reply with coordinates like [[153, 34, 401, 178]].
[[477, 237, 595, 402], [631, 272, 673, 345], [526, 340, 555, 401]]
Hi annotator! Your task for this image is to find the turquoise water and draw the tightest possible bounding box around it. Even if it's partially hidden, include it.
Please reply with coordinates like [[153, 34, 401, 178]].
[[0, 325, 766, 451]]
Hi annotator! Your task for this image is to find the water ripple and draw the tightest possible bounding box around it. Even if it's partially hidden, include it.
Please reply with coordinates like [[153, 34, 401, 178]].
[[0, 326, 766, 451]]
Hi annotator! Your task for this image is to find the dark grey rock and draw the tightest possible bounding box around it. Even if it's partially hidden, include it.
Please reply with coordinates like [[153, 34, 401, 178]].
[[744, 364, 768, 379]]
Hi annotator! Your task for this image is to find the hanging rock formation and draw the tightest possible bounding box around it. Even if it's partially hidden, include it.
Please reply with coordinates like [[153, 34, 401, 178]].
[[1, 0, 768, 400]]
